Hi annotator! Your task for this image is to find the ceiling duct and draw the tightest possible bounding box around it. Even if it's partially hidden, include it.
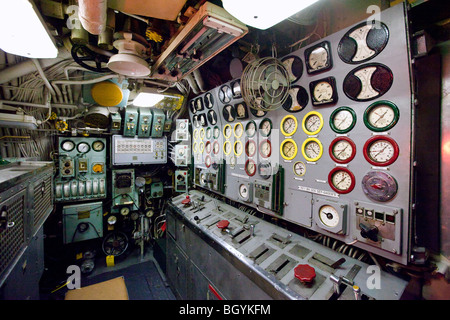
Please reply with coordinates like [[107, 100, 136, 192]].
[[150, 1, 248, 82]]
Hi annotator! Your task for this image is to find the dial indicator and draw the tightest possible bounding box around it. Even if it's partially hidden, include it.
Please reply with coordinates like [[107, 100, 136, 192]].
[[246, 120, 257, 137], [223, 141, 232, 155], [364, 100, 399, 132], [259, 139, 272, 158], [319, 205, 340, 228], [223, 124, 232, 139], [301, 138, 323, 162], [302, 111, 324, 135], [245, 159, 257, 176], [61, 140, 75, 152], [293, 161, 306, 177], [234, 140, 243, 156], [259, 118, 272, 137], [280, 115, 298, 136], [363, 136, 399, 166], [77, 142, 90, 153], [310, 77, 338, 106], [280, 138, 298, 160], [305, 41, 333, 74], [245, 140, 257, 157], [234, 122, 244, 138], [328, 167, 355, 194], [329, 137, 356, 164], [329, 107, 357, 134]]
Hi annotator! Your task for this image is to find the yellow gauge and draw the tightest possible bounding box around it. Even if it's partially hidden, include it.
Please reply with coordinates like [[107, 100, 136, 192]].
[[193, 129, 199, 140], [301, 137, 323, 162], [223, 124, 232, 139], [223, 140, 232, 155], [199, 141, 205, 153], [293, 161, 306, 177], [199, 128, 205, 140], [234, 122, 244, 138], [280, 115, 298, 136], [193, 142, 198, 153], [234, 140, 243, 156], [280, 138, 298, 160], [302, 111, 324, 135]]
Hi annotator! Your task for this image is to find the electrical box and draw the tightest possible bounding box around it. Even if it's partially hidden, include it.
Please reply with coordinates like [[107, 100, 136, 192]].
[[62, 202, 103, 244], [111, 135, 167, 165], [151, 108, 166, 138], [175, 119, 189, 141], [149, 182, 164, 198], [175, 170, 189, 193], [110, 112, 122, 133], [112, 169, 138, 215], [123, 107, 138, 136], [137, 107, 152, 137]]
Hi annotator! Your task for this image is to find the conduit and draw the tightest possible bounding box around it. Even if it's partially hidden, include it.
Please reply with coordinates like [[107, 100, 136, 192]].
[[78, 0, 107, 35]]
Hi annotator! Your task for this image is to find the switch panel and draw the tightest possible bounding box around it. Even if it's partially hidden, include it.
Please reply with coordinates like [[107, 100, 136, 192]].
[[123, 107, 138, 137], [112, 135, 167, 165], [151, 108, 166, 138], [137, 107, 152, 137]]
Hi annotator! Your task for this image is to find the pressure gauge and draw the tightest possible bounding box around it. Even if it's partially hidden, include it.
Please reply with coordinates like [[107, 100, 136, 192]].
[[193, 142, 198, 153], [145, 209, 155, 218], [92, 140, 105, 152], [205, 155, 212, 168], [245, 159, 257, 176], [205, 141, 211, 154], [363, 136, 399, 166], [107, 215, 117, 225], [213, 126, 220, 139], [239, 183, 249, 199], [212, 141, 220, 155], [250, 108, 267, 118], [235, 103, 248, 119], [198, 141, 205, 153], [330, 107, 357, 134], [280, 138, 298, 161], [329, 137, 356, 164], [293, 161, 306, 177], [222, 104, 236, 122], [302, 111, 323, 135], [193, 129, 199, 140], [234, 140, 243, 156], [61, 140, 75, 152], [195, 97, 204, 111], [305, 41, 332, 74], [223, 141, 232, 155], [309, 77, 338, 106], [301, 138, 323, 162], [259, 139, 272, 158], [204, 92, 214, 109], [364, 100, 399, 132], [223, 124, 232, 139], [280, 115, 298, 137], [192, 115, 200, 128], [234, 122, 244, 138], [77, 142, 90, 153], [219, 85, 233, 103], [259, 118, 272, 137], [318, 205, 340, 228], [199, 128, 205, 140], [120, 207, 130, 216], [362, 171, 398, 202], [246, 120, 257, 137], [206, 127, 212, 139], [328, 167, 355, 194], [245, 139, 257, 157]]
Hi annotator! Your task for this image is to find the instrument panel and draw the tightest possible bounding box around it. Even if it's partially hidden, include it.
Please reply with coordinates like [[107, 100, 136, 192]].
[[188, 4, 412, 264]]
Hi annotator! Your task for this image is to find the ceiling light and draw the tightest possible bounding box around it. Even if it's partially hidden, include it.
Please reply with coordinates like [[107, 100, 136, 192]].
[[133, 93, 165, 107], [222, 0, 319, 30], [0, 0, 58, 58]]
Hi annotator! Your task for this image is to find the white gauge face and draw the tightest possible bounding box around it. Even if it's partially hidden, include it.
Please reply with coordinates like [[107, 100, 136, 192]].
[[245, 160, 256, 176], [282, 117, 297, 135], [293, 161, 306, 176], [246, 121, 256, 137], [234, 141, 243, 156], [304, 141, 321, 159], [205, 141, 211, 154], [213, 141, 220, 154], [120, 207, 130, 216], [77, 142, 90, 153], [309, 47, 328, 70], [239, 184, 249, 199], [313, 81, 333, 102], [368, 140, 395, 163], [61, 140, 75, 152], [260, 120, 272, 136], [368, 104, 395, 129], [234, 123, 243, 138], [224, 125, 232, 138], [260, 140, 271, 158], [213, 126, 220, 139], [246, 140, 256, 157], [236, 103, 246, 118], [224, 141, 232, 154], [107, 215, 117, 225], [319, 205, 340, 228], [193, 129, 199, 140], [331, 170, 353, 191], [206, 127, 212, 139], [305, 114, 322, 133], [205, 156, 211, 167], [333, 110, 353, 131], [282, 141, 296, 159], [332, 140, 354, 161], [92, 140, 104, 151]]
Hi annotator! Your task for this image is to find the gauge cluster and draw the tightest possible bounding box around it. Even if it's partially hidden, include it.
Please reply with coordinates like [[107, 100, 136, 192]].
[[188, 4, 413, 264]]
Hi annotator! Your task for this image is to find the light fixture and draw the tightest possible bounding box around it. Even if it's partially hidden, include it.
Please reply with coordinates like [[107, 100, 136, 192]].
[[0, 0, 58, 58], [222, 0, 319, 30], [133, 93, 165, 107]]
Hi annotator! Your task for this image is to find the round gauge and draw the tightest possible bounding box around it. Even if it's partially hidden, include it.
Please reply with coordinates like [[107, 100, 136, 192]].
[[329, 137, 356, 164], [223, 141, 232, 155], [120, 207, 130, 216], [223, 124, 232, 139], [234, 140, 243, 156], [92, 140, 104, 152], [363, 136, 399, 166], [280, 115, 298, 137], [193, 142, 198, 153], [205, 155, 212, 168], [205, 141, 211, 154], [258, 161, 272, 179], [229, 155, 236, 168], [145, 209, 154, 218], [259, 139, 272, 158], [301, 138, 323, 162], [212, 141, 220, 155], [236, 103, 247, 119], [282, 85, 309, 113], [61, 140, 75, 152], [330, 107, 357, 134], [364, 100, 399, 132], [313, 81, 334, 102], [259, 118, 272, 137], [362, 171, 398, 202], [246, 121, 257, 137], [213, 126, 220, 139], [206, 127, 212, 139], [309, 47, 328, 69], [319, 205, 340, 228], [234, 122, 244, 138], [281, 55, 304, 83], [219, 85, 233, 103], [200, 173, 207, 186], [293, 161, 306, 177], [204, 92, 214, 109], [77, 142, 90, 153], [231, 80, 241, 98], [193, 129, 199, 140], [328, 167, 356, 194], [222, 104, 236, 122], [207, 110, 218, 125], [199, 128, 205, 140], [107, 215, 117, 225], [280, 138, 298, 161], [239, 183, 249, 199], [302, 111, 324, 135], [245, 159, 257, 176], [245, 140, 257, 157], [250, 108, 267, 118], [199, 141, 205, 153]]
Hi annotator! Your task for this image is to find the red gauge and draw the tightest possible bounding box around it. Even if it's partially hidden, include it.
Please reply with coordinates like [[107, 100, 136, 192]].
[[244, 159, 257, 177], [212, 141, 220, 155], [205, 141, 211, 154], [329, 137, 356, 164], [245, 139, 257, 157], [328, 167, 356, 194], [205, 155, 211, 168], [259, 139, 272, 158], [363, 135, 399, 166]]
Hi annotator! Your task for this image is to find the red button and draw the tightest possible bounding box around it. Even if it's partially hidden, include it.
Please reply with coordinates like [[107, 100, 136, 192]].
[[294, 264, 316, 283], [181, 195, 191, 205], [216, 220, 230, 229]]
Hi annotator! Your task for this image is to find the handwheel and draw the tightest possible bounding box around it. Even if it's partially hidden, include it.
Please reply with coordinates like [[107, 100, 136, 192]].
[[71, 44, 111, 73], [102, 231, 129, 257]]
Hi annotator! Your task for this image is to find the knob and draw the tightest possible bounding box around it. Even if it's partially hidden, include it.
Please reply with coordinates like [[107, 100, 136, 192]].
[[359, 223, 379, 242], [216, 220, 229, 229], [181, 195, 191, 205], [294, 264, 316, 283]]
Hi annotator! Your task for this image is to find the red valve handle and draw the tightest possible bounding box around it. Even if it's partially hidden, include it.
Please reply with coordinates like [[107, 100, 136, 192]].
[[216, 220, 230, 229], [294, 264, 316, 283]]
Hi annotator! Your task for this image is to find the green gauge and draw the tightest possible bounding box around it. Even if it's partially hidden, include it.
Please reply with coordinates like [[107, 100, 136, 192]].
[[330, 107, 357, 134], [363, 100, 399, 132], [206, 127, 212, 139], [213, 126, 220, 139], [259, 118, 272, 137], [246, 120, 257, 137]]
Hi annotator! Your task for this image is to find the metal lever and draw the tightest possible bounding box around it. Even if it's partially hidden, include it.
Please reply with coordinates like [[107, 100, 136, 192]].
[[330, 274, 361, 300]]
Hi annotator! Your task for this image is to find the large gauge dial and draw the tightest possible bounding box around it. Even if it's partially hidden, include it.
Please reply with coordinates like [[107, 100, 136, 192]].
[[330, 107, 357, 134], [293, 161, 306, 177], [305, 41, 332, 74], [319, 205, 340, 228], [302, 111, 324, 135], [223, 124, 232, 139], [234, 140, 243, 156], [302, 138, 323, 162], [246, 120, 257, 137], [239, 183, 250, 199], [223, 141, 232, 155], [329, 137, 356, 164], [280, 139, 298, 161], [92, 140, 105, 151], [362, 171, 398, 202], [259, 118, 272, 137], [310, 77, 338, 106], [245, 140, 257, 157], [364, 100, 399, 132], [234, 122, 244, 138], [363, 136, 399, 166], [328, 167, 355, 194], [61, 140, 75, 152], [77, 142, 90, 153], [280, 115, 298, 136], [245, 159, 257, 176], [259, 139, 271, 158]]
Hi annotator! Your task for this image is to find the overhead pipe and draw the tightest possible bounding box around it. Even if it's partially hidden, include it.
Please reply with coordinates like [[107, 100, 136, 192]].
[[184, 73, 200, 95], [78, 0, 107, 35], [193, 69, 207, 92]]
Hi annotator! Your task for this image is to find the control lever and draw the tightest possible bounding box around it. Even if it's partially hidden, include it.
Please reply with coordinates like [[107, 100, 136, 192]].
[[359, 223, 379, 242], [330, 274, 358, 299]]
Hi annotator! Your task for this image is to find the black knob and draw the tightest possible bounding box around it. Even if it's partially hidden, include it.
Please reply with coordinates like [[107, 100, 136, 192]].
[[359, 223, 379, 242]]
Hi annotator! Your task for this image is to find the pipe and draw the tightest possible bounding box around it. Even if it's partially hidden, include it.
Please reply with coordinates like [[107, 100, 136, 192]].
[[193, 69, 207, 92], [184, 73, 200, 95], [32, 59, 57, 98], [78, 0, 107, 35]]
